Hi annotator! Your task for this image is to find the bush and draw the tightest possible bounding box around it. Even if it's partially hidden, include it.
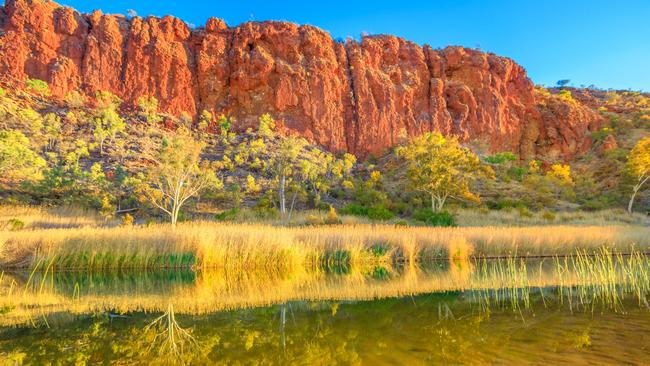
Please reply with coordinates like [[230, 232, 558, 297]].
[[325, 206, 341, 225], [518, 207, 533, 218], [25, 78, 50, 96], [486, 199, 525, 210], [367, 206, 394, 221], [507, 166, 527, 181], [7, 218, 25, 231], [340, 203, 368, 216], [305, 214, 322, 226], [121, 213, 134, 226], [484, 152, 518, 165], [253, 206, 279, 220], [542, 211, 556, 221], [214, 208, 239, 221], [412, 209, 456, 227]]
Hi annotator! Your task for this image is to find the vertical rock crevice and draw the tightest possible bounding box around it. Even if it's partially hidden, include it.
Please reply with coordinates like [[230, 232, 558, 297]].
[[0, 0, 604, 160]]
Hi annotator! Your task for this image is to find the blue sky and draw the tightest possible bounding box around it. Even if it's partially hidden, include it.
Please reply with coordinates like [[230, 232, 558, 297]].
[[7, 0, 650, 90]]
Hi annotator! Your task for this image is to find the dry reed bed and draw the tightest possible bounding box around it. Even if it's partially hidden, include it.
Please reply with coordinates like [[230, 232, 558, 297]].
[[1, 222, 649, 270]]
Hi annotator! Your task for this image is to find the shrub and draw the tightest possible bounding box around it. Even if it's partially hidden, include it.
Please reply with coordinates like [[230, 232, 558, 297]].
[[258, 113, 275, 138], [507, 166, 527, 181], [305, 214, 322, 226], [7, 218, 25, 231], [542, 211, 556, 222], [518, 207, 533, 218], [484, 152, 518, 165], [486, 199, 525, 210], [122, 213, 134, 226], [367, 206, 394, 221], [214, 208, 239, 221], [412, 209, 456, 227], [340, 203, 368, 216], [25, 78, 50, 96], [325, 206, 341, 225], [253, 206, 279, 220]]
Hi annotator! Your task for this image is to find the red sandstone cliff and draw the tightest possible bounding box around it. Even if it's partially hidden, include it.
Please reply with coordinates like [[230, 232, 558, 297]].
[[0, 0, 602, 158]]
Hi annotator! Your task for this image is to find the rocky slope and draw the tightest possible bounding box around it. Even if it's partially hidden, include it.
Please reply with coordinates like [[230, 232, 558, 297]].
[[0, 0, 602, 158]]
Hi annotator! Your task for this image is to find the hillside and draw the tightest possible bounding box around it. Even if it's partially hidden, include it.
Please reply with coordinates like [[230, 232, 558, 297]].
[[0, 0, 601, 158]]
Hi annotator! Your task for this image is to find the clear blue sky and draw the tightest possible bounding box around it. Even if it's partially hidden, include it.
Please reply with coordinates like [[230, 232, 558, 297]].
[[7, 0, 650, 91]]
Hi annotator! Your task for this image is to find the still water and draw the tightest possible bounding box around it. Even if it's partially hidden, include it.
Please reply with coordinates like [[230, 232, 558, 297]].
[[1, 258, 650, 365]]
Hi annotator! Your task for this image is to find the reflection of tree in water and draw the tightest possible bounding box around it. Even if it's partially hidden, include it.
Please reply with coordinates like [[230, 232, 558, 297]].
[[144, 303, 197, 364]]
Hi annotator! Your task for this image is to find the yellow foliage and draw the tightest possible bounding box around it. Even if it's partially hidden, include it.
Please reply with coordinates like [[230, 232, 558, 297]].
[[547, 164, 574, 186], [396, 132, 492, 211], [627, 137, 650, 181]]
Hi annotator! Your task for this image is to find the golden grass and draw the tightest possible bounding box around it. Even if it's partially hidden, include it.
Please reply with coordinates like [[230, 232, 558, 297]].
[[0, 205, 108, 230], [0, 221, 649, 270], [455, 208, 650, 227], [1, 249, 649, 327]]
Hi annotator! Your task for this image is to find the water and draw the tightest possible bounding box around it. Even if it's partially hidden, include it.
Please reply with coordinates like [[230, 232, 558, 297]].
[[1, 258, 650, 365]]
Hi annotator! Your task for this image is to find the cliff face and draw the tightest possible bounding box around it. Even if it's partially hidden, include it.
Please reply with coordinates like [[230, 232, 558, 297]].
[[0, 0, 602, 158]]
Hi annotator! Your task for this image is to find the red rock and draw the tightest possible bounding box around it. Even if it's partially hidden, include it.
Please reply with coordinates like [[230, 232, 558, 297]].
[[599, 134, 618, 153], [0, 0, 603, 159]]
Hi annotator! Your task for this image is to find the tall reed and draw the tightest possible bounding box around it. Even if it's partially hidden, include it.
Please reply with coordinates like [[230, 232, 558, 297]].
[[1, 222, 648, 270]]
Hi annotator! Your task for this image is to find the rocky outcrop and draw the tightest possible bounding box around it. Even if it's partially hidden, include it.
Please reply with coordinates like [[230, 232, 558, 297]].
[[535, 90, 603, 159], [0, 0, 602, 159]]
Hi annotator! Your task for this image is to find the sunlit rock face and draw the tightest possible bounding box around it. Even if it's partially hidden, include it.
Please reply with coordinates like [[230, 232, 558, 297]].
[[0, 0, 601, 158]]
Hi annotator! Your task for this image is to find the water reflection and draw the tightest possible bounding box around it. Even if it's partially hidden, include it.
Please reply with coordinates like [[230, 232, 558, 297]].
[[1, 253, 650, 364]]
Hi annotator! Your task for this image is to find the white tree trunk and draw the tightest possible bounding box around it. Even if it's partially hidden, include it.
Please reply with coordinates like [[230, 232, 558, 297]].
[[279, 175, 286, 214], [628, 185, 639, 214], [628, 176, 650, 214]]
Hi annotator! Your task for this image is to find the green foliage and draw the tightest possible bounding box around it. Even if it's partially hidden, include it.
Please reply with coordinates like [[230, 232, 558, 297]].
[[366, 206, 394, 221], [486, 199, 526, 210], [507, 166, 527, 181], [518, 206, 533, 218], [7, 218, 25, 231], [412, 209, 456, 227], [340, 203, 368, 216], [340, 203, 394, 221], [258, 113, 275, 138], [214, 207, 239, 221], [557, 89, 575, 103], [65, 91, 86, 109], [140, 128, 221, 226], [198, 110, 212, 133], [217, 114, 231, 135], [396, 132, 493, 211], [591, 127, 614, 144], [225, 183, 243, 208], [43, 112, 62, 151], [484, 152, 518, 165], [137, 96, 162, 124], [93, 91, 125, 155], [25, 78, 50, 96], [542, 211, 556, 221], [0, 130, 46, 180]]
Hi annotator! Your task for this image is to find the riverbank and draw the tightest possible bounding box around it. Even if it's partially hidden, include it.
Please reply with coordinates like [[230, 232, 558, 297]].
[[1, 222, 649, 270]]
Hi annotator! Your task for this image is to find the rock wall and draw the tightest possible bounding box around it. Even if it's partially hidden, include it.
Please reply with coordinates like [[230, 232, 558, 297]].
[[0, 0, 602, 158]]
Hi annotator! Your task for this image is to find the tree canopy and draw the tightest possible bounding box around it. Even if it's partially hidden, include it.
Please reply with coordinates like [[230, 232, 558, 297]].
[[626, 137, 650, 213], [140, 128, 221, 226], [396, 132, 493, 211]]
